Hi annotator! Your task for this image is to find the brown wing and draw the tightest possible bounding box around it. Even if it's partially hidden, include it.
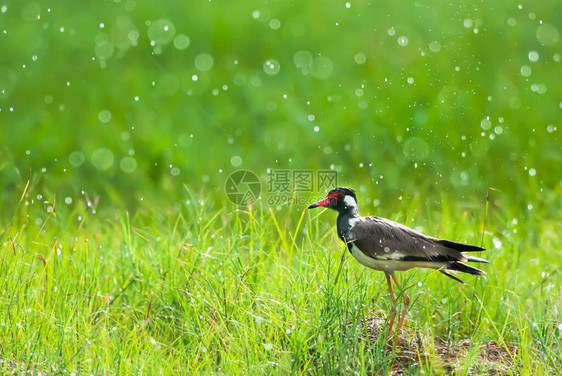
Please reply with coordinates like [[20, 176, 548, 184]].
[[346, 216, 467, 262]]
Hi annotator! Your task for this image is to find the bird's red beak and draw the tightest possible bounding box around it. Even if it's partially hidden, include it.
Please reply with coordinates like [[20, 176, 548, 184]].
[[308, 195, 330, 209]]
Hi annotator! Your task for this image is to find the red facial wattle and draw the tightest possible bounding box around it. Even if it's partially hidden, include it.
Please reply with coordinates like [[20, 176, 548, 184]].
[[308, 193, 340, 208]]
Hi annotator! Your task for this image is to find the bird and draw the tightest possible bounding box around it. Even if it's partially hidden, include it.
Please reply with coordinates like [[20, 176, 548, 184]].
[[308, 186, 489, 349]]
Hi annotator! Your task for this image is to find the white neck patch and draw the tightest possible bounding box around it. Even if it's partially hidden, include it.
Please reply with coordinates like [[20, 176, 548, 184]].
[[343, 195, 358, 210]]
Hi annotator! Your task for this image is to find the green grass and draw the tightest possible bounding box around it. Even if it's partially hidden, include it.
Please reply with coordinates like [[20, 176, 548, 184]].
[[1, 184, 560, 375]]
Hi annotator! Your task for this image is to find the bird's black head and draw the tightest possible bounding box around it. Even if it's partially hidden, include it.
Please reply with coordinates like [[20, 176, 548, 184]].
[[308, 187, 358, 213]]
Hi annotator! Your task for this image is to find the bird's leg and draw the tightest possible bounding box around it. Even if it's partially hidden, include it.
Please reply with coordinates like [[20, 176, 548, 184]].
[[385, 272, 397, 341], [390, 272, 410, 351]]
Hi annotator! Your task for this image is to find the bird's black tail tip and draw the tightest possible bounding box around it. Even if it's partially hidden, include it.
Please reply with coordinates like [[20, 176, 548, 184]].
[[447, 261, 486, 276], [439, 239, 486, 253]]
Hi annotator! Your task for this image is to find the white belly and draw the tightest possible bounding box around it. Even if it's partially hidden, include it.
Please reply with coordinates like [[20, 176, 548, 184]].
[[349, 244, 445, 272]]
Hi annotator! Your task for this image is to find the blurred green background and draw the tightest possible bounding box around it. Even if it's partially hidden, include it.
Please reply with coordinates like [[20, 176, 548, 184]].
[[1, 0, 560, 217]]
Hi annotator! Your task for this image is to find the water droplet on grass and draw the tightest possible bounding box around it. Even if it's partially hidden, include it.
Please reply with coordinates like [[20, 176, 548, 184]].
[[147, 19, 176, 45], [69, 151, 85, 167], [520, 65, 532, 77], [195, 53, 214, 71], [269, 19, 281, 30], [536, 24, 559, 46], [403, 137, 429, 161], [91, 148, 114, 171], [263, 59, 280, 75], [173, 34, 190, 50], [98, 109, 111, 123], [311, 56, 333, 79], [354, 53, 366, 64], [230, 155, 242, 167], [120, 157, 137, 173], [294, 50, 312, 70], [0, 67, 18, 99], [428, 41, 441, 52]]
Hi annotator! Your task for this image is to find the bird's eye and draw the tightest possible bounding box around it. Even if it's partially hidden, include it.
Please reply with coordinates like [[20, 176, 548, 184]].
[[337, 193, 344, 199]]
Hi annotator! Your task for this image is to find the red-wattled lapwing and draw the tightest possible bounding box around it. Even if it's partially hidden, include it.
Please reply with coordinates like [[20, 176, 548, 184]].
[[308, 187, 489, 348]]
